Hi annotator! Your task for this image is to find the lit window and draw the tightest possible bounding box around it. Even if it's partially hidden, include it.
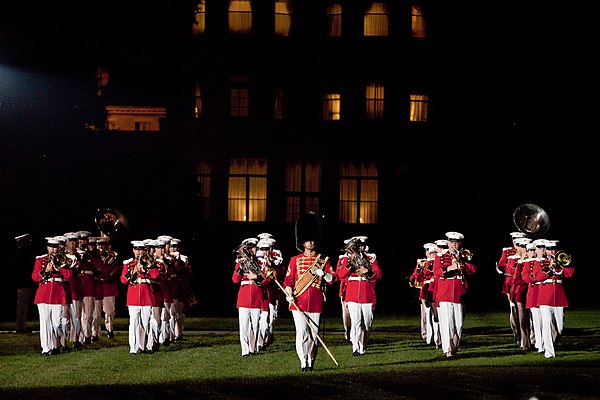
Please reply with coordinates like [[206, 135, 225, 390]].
[[326, 2, 342, 37], [274, 85, 287, 120], [192, 1, 206, 35], [411, 5, 426, 38], [339, 161, 378, 224], [228, 158, 267, 222], [194, 84, 203, 119], [230, 77, 250, 117], [275, 0, 292, 36], [410, 94, 428, 122], [285, 160, 322, 223], [366, 82, 384, 120], [194, 160, 211, 222], [364, 2, 388, 37], [229, 0, 252, 33], [323, 93, 341, 120]]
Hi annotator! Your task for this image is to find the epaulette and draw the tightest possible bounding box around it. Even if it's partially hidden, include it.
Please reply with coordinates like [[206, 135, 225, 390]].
[[508, 254, 520, 259], [36, 254, 47, 259], [123, 257, 134, 264], [437, 249, 448, 255], [502, 247, 513, 251]]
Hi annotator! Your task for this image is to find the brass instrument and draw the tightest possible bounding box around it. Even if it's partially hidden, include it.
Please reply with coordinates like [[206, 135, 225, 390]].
[[233, 243, 263, 276], [95, 208, 129, 240], [459, 248, 473, 263], [555, 250, 572, 267], [343, 240, 373, 276], [513, 203, 550, 238]]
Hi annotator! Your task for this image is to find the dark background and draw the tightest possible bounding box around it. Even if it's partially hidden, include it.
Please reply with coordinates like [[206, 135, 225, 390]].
[[1, 1, 598, 322]]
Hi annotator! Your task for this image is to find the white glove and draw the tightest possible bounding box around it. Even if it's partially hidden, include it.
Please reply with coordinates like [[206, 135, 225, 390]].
[[285, 286, 294, 303], [324, 272, 333, 283], [315, 268, 325, 277]]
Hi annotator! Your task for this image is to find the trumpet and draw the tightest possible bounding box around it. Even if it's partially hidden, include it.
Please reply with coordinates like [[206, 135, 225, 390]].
[[459, 248, 473, 263], [555, 250, 572, 267]]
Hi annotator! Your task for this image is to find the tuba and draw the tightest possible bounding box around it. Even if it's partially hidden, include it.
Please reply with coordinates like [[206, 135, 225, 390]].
[[513, 203, 550, 238], [95, 208, 129, 240]]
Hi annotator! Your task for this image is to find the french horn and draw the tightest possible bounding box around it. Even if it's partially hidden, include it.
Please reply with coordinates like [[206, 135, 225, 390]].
[[513, 203, 550, 238]]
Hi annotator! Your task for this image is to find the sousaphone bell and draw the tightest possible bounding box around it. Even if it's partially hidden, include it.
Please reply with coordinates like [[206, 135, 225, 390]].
[[95, 208, 129, 240], [512, 203, 550, 238]]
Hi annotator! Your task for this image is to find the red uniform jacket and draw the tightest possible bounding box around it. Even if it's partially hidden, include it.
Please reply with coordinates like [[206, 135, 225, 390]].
[[32, 254, 74, 305], [533, 257, 574, 307], [120, 258, 161, 306], [433, 250, 476, 304], [232, 262, 269, 309], [336, 253, 381, 304], [497, 246, 516, 294], [284, 253, 336, 313], [521, 258, 539, 308], [509, 258, 528, 304]]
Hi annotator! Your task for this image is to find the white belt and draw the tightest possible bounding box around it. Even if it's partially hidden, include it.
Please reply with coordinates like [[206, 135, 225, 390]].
[[348, 276, 367, 281], [424, 278, 434, 284], [444, 275, 463, 280], [542, 279, 562, 284], [241, 281, 254, 286], [47, 277, 63, 282], [136, 278, 151, 284], [170, 274, 178, 278], [83, 271, 95, 275]]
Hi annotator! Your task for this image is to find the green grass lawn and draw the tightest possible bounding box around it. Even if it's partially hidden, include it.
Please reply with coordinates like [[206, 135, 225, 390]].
[[1, 309, 599, 399]]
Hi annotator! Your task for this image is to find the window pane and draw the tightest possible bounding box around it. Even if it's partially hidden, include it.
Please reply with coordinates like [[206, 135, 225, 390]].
[[194, 84, 203, 119], [305, 161, 321, 192], [339, 179, 357, 201], [286, 196, 300, 223], [285, 161, 302, 191], [360, 179, 378, 201], [193, 1, 206, 34], [364, 2, 388, 36], [366, 82, 384, 120], [339, 201, 357, 223], [229, 0, 252, 33], [411, 5, 426, 38], [327, 2, 342, 37], [410, 94, 429, 122], [360, 202, 377, 224], [323, 93, 341, 120], [275, 0, 291, 36]]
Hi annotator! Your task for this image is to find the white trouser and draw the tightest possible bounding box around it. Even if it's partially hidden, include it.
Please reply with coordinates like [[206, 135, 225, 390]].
[[340, 298, 351, 340], [160, 301, 173, 343], [150, 306, 162, 345], [170, 300, 184, 338], [291, 310, 320, 369], [128, 305, 152, 354], [92, 299, 103, 337], [268, 301, 278, 336], [419, 301, 428, 340], [530, 307, 544, 352], [258, 309, 269, 349], [102, 296, 116, 333], [438, 301, 464, 355], [238, 307, 261, 355], [81, 296, 95, 339], [37, 303, 63, 353], [425, 303, 441, 346], [60, 304, 71, 347], [347, 302, 374, 354], [540, 305, 564, 358], [69, 300, 82, 342]]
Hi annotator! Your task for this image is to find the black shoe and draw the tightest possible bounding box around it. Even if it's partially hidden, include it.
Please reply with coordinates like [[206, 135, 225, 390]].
[[130, 352, 137, 356], [153, 343, 160, 352], [163, 339, 170, 347], [301, 367, 308, 372], [42, 351, 51, 357], [352, 351, 360, 356], [83, 337, 92, 345], [142, 349, 153, 354], [50, 348, 61, 355], [61, 345, 71, 353], [242, 353, 250, 357], [72, 341, 83, 349], [91, 336, 99, 342], [107, 331, 114, 339], [307, 366, 313, 372]]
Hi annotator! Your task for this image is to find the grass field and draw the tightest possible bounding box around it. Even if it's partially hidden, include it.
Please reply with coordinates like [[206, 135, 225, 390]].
[[1, 309, 599, 400]]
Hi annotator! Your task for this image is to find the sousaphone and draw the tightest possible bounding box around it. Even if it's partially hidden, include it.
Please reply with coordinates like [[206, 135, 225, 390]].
[[95, 208, 129, 240], [512, 203, 550, 238]]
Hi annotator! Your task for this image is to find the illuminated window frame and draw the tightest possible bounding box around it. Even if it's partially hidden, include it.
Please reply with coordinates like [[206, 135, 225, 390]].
[[230, 77, 250, 117], [228, 158, 267, 222], [409, 94, 429, 122], [339, 161, 378, 224], [366, 82, 384, 120], [285, 160, 322, 223], [194, 83, 203, 119]]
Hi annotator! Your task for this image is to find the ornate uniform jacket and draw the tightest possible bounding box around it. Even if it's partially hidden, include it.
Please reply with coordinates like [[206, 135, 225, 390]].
[[533, 257, 574, 307], [336, 253, 381, 304], [32, 254, 74, 305], [78, 249, 100, 298], [100, 251, 120, 298], [509, 257, 528, 303], [284, 253, 335, 313], [433, 250, 476, 304], [409, 258, 434, 301], [168, 252, 191, 301], [120, 258, 160, 306]]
